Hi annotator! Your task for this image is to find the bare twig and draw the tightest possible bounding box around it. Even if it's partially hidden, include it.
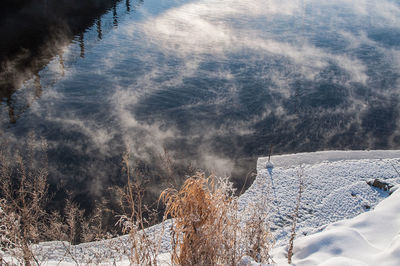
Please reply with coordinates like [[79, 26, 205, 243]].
[[288, 167, 304, 264]]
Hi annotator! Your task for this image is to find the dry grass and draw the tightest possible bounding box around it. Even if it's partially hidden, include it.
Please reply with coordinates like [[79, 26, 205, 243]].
[[0, 133, 50, 265], [0, 133, 110, 265], [115, 151, 163, 266], [161, 173, 221, 265], [1, 135, 280, 265], [160, 172, 274, 265], [242, 198, 274, 263]]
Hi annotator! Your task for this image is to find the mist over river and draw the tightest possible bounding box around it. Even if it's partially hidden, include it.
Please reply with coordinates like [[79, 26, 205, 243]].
[[1, 0, 400, 206]]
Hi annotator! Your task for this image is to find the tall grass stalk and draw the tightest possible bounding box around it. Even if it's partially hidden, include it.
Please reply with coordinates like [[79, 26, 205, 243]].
[[115, 151, 163, 266], [287, 168, 304, 264]]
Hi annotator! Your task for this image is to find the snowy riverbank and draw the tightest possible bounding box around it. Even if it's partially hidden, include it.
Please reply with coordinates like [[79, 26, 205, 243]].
[[272, 184, 400, 265], [5, 150, 400, 265], [242, 150, 400, 248], [254, 150, 400, 265]]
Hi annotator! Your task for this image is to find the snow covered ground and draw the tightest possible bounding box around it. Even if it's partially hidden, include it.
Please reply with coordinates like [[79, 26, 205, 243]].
[[272, 184, 400, 265], [254, 150, 400, 265], [3, 150, 400, 265], [242, 150, 400, 248]]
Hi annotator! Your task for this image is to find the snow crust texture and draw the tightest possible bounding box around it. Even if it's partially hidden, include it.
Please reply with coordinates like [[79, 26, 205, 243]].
[[250, 151, 400, 265], [241, 151, 400, 248]]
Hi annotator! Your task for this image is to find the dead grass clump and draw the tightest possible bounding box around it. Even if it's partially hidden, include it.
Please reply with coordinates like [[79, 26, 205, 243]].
[[161, 172, 245, 265]]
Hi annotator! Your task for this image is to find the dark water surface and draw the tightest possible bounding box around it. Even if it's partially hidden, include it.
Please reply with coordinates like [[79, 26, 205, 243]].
[[1, 0, 400, 204]]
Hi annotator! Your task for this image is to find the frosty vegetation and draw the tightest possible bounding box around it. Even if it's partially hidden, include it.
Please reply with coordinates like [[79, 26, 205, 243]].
[[0, 136, 293, 265]]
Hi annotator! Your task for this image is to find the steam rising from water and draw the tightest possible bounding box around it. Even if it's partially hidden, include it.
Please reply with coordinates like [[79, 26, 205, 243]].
[[1, 0, 400, 200]]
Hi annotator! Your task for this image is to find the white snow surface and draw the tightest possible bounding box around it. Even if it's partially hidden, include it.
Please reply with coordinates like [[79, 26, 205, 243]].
[[244, 150, 400, 247], [271, 179, 400, 265], [247, 150, 400, 265], [4, 150, 400, 265]]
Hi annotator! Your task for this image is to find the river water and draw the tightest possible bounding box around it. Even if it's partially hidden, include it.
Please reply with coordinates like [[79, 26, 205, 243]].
[[1, 0, 400, 205]]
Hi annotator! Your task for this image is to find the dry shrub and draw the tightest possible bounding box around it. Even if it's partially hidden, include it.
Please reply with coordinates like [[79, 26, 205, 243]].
[[0, 198, 26, 264], [161, 173, 223, 265], [36, 196, 113, 264], [161, 172, 272, 265], [80, 201, 112, 243], [60, 196, 109, 244], [0, 133, 276, 265], [0, 133, 50, 265], [0, 133, 110, 265], [64, 197, 86, 245], [115, 151, 162, 266], [242, 196, 274, 264]]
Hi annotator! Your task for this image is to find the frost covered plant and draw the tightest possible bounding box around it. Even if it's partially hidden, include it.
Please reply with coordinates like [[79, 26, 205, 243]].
[[242, 198, 275, 264], [0, 199, 25, 264], [0, 134, 49, 265], [115, 152, 162, 266], [161, 173, 230, 265], [161, 172, 273, 265]]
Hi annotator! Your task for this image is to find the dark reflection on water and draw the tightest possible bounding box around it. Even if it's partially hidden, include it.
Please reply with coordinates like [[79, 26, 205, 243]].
[[1, 0, 400, 210], [0, 0, 132, 123]]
